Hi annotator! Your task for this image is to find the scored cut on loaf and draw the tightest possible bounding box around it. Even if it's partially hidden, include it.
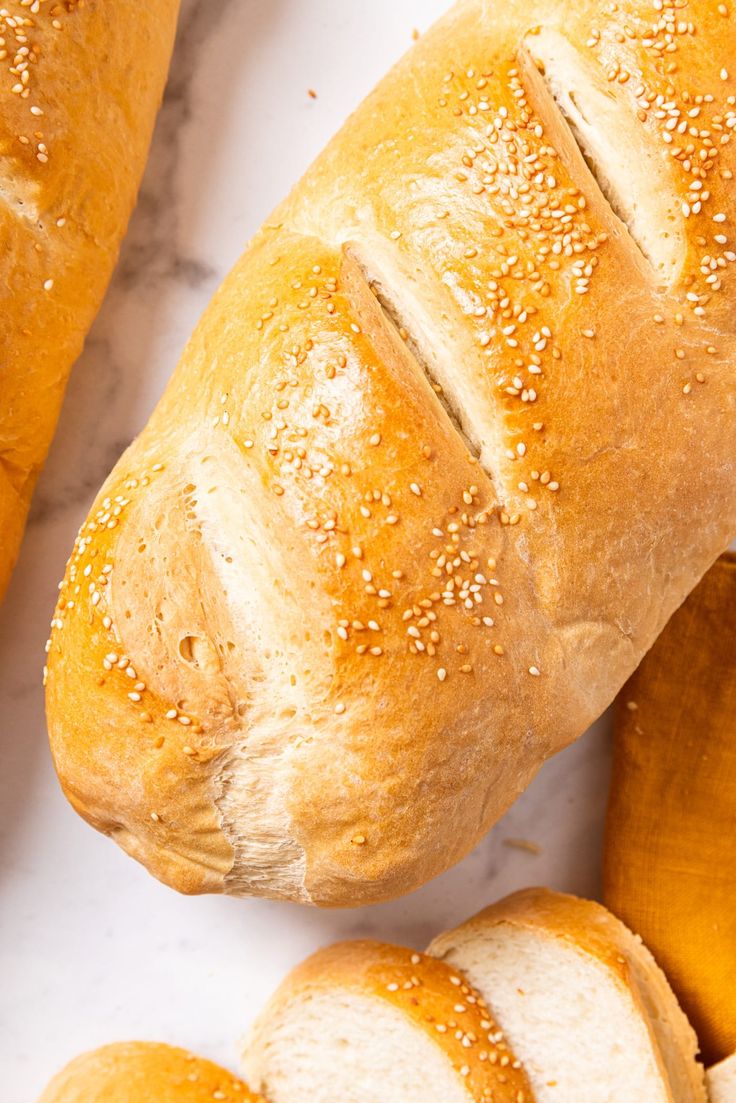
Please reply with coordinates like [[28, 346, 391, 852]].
[[0, 0, 180, 601], [242, 940, 532, 1103], [428, 888, 707, 1103], [708, 1055, 736, 1103], [37, 1042, 259, 1103], [45, 0, 736, 905]]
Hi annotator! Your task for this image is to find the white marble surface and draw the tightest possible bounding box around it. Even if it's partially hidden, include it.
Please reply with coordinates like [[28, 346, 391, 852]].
[[0, 2, 612, 1098]]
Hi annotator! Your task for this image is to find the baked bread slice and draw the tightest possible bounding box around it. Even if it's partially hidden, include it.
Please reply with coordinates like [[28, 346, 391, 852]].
[[708, 1055, 736, 1103], [45, 0, 736, 905], [37, 893, 710, 1102], [37, 1042, 258, 1103], [242, 940, 532, 1103], [429, 888, 706, 1103], [0, 0, 180, 600]]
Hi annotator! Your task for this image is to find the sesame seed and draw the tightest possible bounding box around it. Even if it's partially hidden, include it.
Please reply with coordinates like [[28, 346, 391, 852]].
[[43, 278, 53, 291]]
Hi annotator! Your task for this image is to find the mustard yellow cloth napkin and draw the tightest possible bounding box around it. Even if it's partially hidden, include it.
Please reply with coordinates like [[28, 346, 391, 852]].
[[604, 554, 736, 1067]]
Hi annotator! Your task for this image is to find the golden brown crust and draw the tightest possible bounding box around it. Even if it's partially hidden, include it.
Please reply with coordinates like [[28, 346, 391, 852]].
[[432, 888, 660, 994], [246, 940, 533, 1102], [37, 1042, 259, 1103], [0, 0, 180, 600], [44, 231, 551, 900], [46, 0, 736, 904], [429, 888, 707, 1103]]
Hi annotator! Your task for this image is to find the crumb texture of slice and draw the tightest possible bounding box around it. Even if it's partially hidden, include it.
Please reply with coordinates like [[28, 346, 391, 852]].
[[708, 1054, 736, 1103]]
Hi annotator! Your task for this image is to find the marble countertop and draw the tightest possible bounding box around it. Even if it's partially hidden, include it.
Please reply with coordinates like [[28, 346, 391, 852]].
[[0, 2, 611, 1097]]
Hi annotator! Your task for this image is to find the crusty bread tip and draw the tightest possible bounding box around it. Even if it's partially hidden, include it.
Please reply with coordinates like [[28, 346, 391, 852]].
[[37, 1042, 258, 1103], [45, 0, 736, 905]]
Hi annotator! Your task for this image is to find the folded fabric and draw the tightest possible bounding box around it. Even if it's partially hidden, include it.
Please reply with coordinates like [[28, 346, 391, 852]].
[[604, 555, 736, 1067]]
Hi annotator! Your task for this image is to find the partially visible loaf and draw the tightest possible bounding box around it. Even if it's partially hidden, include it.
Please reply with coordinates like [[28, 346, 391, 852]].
[[0, 0, 180, 599], [37, 1042, 257, 1103]]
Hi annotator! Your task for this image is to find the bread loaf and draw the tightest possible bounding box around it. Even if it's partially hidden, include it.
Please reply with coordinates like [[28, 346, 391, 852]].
[[45, 0, 736, 904], [429, 888, 706, 1103], [37, 1043, 258, 1103], [0, 0, 180, 601]]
